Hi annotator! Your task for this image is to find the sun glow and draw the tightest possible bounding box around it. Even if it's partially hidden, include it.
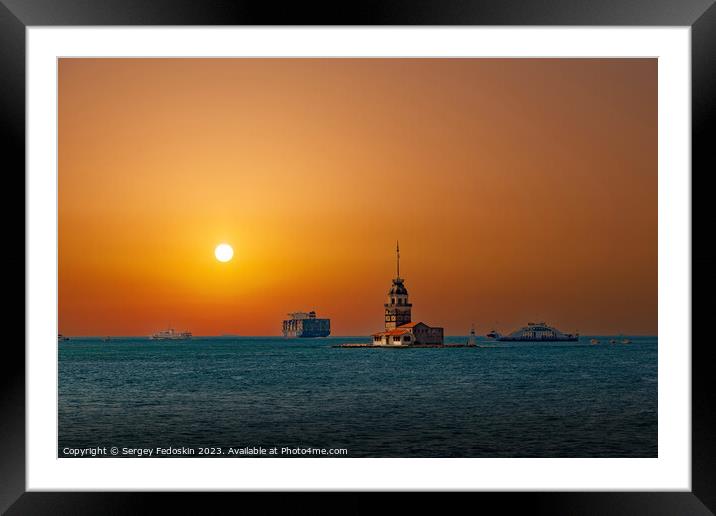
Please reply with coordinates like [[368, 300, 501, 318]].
[[214, 243, 234, 263]]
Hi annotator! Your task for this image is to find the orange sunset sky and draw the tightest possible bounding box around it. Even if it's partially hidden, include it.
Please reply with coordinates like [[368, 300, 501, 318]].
[[59, 58, 657, 336]]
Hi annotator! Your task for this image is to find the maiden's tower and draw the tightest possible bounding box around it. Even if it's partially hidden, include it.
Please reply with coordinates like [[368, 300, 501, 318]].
[[371, 242, 444, 346]]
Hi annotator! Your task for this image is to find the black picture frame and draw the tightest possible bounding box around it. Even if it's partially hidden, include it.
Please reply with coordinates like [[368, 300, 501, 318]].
[[3, 1, 713, 513]]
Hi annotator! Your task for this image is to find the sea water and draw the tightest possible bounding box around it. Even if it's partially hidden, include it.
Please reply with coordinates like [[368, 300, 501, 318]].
[[58, 336, 657, 457]]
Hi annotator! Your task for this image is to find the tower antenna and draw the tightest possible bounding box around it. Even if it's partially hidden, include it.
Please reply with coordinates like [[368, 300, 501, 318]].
[[396, 240, 400, 278]]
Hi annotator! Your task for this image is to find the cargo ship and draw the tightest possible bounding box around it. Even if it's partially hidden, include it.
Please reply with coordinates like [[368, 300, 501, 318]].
[[282, 311, 331, 338], [150, 328, 192, 340], [497, 322, 578, 342]]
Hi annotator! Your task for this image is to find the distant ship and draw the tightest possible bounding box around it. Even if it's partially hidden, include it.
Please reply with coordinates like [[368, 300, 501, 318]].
[[486, 329, 502, 339], [617, 334, 631, 344], [102, 336, 111, 342], [282, 311, 331, 338], [58, 334, 69, 342], [150, 328, 192, 340], [497, 322, 578, 342]]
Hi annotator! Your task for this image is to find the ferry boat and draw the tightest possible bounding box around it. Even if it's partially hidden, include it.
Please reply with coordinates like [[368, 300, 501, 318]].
[[497, 322, 578, 342], [150, 328, 192, 340]]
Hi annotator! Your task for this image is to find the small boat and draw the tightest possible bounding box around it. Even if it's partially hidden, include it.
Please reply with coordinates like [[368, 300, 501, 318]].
[[609, 339, 617, 344], [618, 334, 631, 344], [58, 334, 70, 342], [590, 338, 600, 345], [486, 329, 501, 339], [102, 336, 111, 342]]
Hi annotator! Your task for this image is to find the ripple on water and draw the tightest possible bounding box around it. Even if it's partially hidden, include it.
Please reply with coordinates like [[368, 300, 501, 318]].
[[58, 337, 658, 457]]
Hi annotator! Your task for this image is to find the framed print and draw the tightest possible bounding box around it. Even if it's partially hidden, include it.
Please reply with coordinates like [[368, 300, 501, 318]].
[[4, 0, 714, 513]]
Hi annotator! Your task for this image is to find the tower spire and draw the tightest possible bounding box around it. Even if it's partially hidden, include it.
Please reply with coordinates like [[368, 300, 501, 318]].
[[396, 240, 400, 278]]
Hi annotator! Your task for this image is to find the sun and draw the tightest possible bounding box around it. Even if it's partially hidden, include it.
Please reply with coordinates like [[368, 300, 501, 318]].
[[214, 243, 234, 263]]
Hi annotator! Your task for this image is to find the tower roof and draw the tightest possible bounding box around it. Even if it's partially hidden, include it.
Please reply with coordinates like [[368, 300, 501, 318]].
[[389, 277, 408, 296]]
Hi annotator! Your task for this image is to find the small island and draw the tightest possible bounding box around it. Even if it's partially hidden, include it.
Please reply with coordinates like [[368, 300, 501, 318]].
[[336, 243, 473, 349]]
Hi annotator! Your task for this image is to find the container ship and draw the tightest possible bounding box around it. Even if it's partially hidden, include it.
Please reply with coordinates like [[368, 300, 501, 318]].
[[150, 328, 193, 340], [492, 322, 578, 342], [282, 311, 331, 338]]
